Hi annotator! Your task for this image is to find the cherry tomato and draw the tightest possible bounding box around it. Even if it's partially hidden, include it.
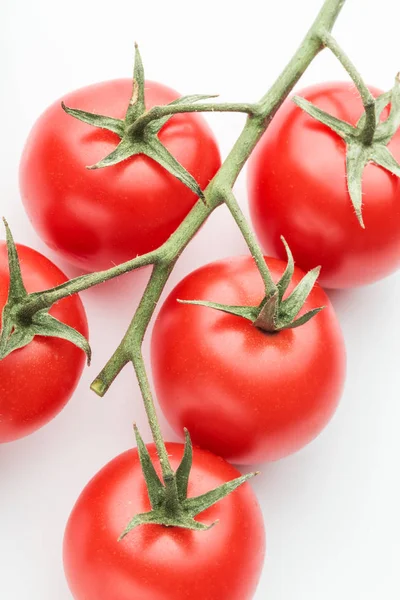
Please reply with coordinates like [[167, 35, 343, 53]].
[[0, 242, 87, 442], [151, 256, 346, 464], [20, 79, 221, 272], [63, 443, 265, 600], [247, 82, 400, 288]]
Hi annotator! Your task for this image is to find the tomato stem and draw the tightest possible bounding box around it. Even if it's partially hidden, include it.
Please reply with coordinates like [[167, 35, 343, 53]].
[[320, 29, 376, 145], [92, 263, 179, 481], [224, 191, 278, 296], [131, 102, 259, 134], [20, 249, 159, 316], [123, 264, 176, 481]]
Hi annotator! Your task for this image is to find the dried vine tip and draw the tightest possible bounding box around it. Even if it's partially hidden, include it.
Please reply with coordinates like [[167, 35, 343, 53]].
[[119, 426, 257, 538], [0, 219, 92, 364], [61, 47, 215, 201], [90, 378, 108, 397], [178, 237, 324, 332], [293, 74, 400, 227]]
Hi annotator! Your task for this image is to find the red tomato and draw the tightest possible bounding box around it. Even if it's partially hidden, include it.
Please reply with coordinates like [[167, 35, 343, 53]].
[[64, 443, 265, 600], [0, 242, 87, 442], [151, 256, 346, 464], [248, 82, 400, 288], [20, 79, 221, 272]]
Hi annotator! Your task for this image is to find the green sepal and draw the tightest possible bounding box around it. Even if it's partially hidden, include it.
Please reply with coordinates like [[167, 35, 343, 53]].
[[284, 306, 325, 329], [183, 472, 257, 517], [345, 139, 400, 228], [86, 138, 141, 170], [177, 299, 259, 322], [294, 75, 400, 227], [0, 307, 92, 364], [375, 74, 400, 142], [143, 136, 204, 200], [346, 141, 369, 227], [61, 103, 125, 137], [370, 145, 400, 177], [63, 45, 212, 200], [119, 471, 257, 540], [178, 239, 323, 333], [278, 266, 321, 325], [292, 95, 356, 139], [0, 319, 34, 358], [175, 429, 193, 501], [0, 220, 91, 364], [32, 311, 91, 363], [134, 425, 165, 510], [125, 43, 146, 125], [118, 432, 258, 540], [276, 237, 294, 302], [3, 218, 28, 301], [119, 510, 214, 541]]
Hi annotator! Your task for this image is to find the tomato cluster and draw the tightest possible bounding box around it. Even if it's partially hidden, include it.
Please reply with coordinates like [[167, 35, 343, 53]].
[[3, 37, 399, 599]]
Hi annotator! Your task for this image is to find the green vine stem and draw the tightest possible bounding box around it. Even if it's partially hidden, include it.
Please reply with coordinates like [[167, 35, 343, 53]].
[[6, 0, 347, 487], [224, 191, 277, 296], [91, 0, 346, 394], [320, 29, 376, 145], [128, 264, 176, 482], [131, 102, 260, 133]]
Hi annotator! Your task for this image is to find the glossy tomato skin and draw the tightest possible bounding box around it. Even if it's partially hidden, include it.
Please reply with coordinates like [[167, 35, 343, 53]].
[[248, 82, 400, 289], [20, 79, 221, 272], [64, 443, 265, 600], [0, 242, 87, 442], [151, 257, 346, 464]]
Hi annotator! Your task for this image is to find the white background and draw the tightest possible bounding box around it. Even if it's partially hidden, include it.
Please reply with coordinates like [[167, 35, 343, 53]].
[[1, 0, 400, 598]]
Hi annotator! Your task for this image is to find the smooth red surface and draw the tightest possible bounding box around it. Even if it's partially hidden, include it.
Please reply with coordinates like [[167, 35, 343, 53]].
[[20, 79, 221, 271], [248, 82, 400, 289], [0, 242, 87, 442], [151, 256, 346, 464], [64, 443, 265, 600]]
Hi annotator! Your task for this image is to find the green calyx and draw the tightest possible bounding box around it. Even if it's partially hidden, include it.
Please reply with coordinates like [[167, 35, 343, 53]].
[[0, 220, 91, 363], [178, 238, 324, 332], [119, 426, 257, 539], [293, 74, 400, 227], [62, 44, 217, 200]]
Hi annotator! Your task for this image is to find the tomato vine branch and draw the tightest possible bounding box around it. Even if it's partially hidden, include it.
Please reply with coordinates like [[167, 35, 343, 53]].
[[90, 0, 346, 397], [224, 191, 277, 296], [2, 0, 348, 524], [131, 102, 260, 132], [9, 0, 347, 396]]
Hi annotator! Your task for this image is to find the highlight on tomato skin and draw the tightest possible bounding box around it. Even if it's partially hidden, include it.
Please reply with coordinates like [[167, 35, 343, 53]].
[[247, 82, 400, 289], [19, 78, 222, 272], [0, 242, 88, 443], [151, 255, 346, 465], [63, 443, 266, 600]]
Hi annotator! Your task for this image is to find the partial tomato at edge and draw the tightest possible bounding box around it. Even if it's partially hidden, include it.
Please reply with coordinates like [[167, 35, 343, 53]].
[[20, 79, 221, 272], [151, 256, 346, 464], [64, 443, 265, 600], [0, 242, 87, 442], [248, 82, 400, 289]]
